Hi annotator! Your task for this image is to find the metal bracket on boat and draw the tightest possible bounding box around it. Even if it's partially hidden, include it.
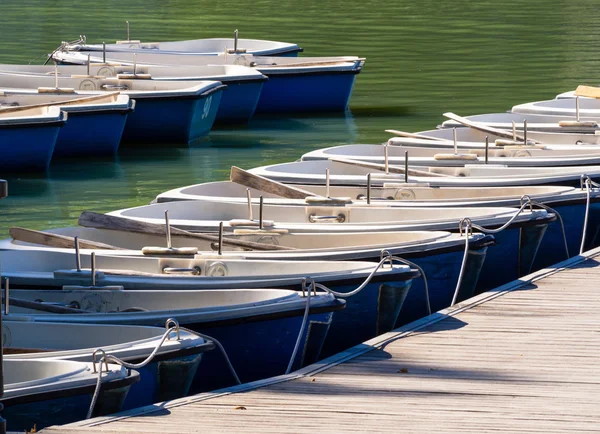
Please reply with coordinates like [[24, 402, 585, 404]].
[[379, 250, 394, 269], [308, 213, 346, 223], [459, 218, 473, 237], [92, 349, 109, 374], [301, 277, 317, 297], [165, 318, 181, 341], [162, 266, 201, 275], [520, 195, 533, 212]]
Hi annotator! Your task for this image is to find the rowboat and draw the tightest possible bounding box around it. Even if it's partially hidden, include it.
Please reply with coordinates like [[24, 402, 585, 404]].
[[2, 358, 138, 431], [248, 158, 600, 187], [511, 97, 600, 119], [66, 35, 303, 57], [5, 287, 342, 390], [0, 72, 225, 144], [0, 63, 266, 124], [5, 225, 493, 328], [53, 50, 364, 113], [301, 143, 600, 167], [0, 105, 66, 171], [154, 179, 600, 269], [3, 320, 214, 409], [389, 126, 600, 146], [0, 90, 133, 157], [440, 111, 596, 127]]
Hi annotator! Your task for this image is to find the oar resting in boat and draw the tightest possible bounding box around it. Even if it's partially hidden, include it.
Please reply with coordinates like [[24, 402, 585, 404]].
[[443, 112, 540, 144], [78, 211, 296, 251], [385, 129, 445, 141], [10, 227, 125, 250], [230, 165, 317, 199], [328, 157, 450, 177]]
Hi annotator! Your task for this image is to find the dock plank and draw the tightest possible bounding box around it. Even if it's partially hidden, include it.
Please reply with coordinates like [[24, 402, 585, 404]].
[[43, 250, 600, 433]]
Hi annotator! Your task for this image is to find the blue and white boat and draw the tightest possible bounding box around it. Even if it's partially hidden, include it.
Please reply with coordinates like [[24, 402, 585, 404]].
[[53, 50, 364, 113], [3, 320, 214, 410], [0, 72, 225, 144], [0, 90, 133, 157], [4, 287, 342, 391], [67, 35, 303, 57], [2, 358, 138, 432], [0, 63, 266, 124], [0, 105, 66, 172]]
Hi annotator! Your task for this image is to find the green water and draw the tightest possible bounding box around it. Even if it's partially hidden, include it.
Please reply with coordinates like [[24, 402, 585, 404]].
[[0, 0, 599, 236]]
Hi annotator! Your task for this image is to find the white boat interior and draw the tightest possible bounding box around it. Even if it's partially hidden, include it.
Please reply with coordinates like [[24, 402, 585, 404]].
[[3, 288, 337, 325], [511, 97, 600, 118], [0, 63, 267, 83], [3, 358, 129, 399], [0, 72, 223, 98], [0, 90, 132, 113], [249, 159, 600, 187], [440, 111, 600, 127], [155, 180, 582, 208], [301, 144, 600, 167], [3, 320, 210, 362], [0, 104, 65, 125], [53, 51, 365, 75], [67, 37, 302, 56]]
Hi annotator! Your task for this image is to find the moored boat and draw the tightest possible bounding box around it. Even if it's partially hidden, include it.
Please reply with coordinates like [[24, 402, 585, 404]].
[[0, 105, 66, 172], [0, 90, 133, 157], [2, 358, 138, 431], [3, 320, 214, 409], [53, 50, 364, 113], [0, 72, 225, 144]]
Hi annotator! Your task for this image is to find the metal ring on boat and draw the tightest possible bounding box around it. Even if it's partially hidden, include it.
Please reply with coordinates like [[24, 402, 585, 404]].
[[206, 262, 228, 277], [92, 348, 109, 373], [162, 266, 201, 275], [459, 218, 473, 236], [308, 213, 346, 223], [394, 189, 416, 200], [520, 195, 533, 211], [379, 249, 394, 269], [165, 318, 181, 341], [301, 277, 317, 297], [97, 67, 115, 77], [79, 79, 97, 91]]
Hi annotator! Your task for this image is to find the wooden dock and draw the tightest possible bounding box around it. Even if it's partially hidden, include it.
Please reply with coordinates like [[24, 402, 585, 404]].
[[43, 247, 600, 433]]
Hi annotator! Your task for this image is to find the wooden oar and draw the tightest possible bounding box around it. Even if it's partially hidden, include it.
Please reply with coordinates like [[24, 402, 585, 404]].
[[2, 296, 88, 314], [574, 85, 600, 99], [78, 211, 295, 251], [385, 129, 445, 141], [443, 112, 540, 144], [10, 227, 125, 250], [230, 166, 318, 199], [0, 92, 120, 114], [329, 157, 450, 177]]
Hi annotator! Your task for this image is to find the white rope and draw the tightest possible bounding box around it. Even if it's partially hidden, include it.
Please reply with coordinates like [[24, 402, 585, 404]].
[[385, 254, 431, 316], [451, 221, 471, 306], [580, 177, 595, 254], [285, 280, 312, 374], [470, 200, 531, 234], [528, 200, 570, 260]]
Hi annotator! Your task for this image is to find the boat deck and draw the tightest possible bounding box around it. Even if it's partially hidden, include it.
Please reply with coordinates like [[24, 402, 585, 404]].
[[43, 247, 600, 433]]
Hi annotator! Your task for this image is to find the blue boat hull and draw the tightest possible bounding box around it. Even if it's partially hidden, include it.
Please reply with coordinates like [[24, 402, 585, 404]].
[[397, 244, 490, 326], [215, 80, 264, 124], [532, 201, 600, 270], [254, 71, 359, 113], [188, 308, 337, 393], [121, 89, 223, 144], [53, 110, 129, 157], [476, 223, 549, 293], [0, 122, 62, 172], [2, 373, 138, 432]]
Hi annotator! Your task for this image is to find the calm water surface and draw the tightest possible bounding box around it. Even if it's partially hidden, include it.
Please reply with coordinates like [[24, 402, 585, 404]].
[[1, 0, 599, 236]]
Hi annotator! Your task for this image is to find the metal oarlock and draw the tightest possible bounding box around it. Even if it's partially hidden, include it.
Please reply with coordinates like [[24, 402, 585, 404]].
[[325, 168, 330, 198], [103, 42, 106, 63], [164, 210, 172, 249], [218, 222, 223, 255], [485, 136, 489, 164], [404, 151, 408, 183], [234, 29, 239, 53], [366, 173, 371, 204], [576, 96, 580, 122], [384, 143, 389, 174], [91, 252, 96, 286], [87, 54, 90, 76], [74, 236, 81, 272], [512, 121, 516, 140], [133, 53, 137, 75], [259, 196, 264, 230], [54, 61, 59, 89], [126, 20, 130, 41], [246, 188, 253, 221], [523, 119, 527, 144]]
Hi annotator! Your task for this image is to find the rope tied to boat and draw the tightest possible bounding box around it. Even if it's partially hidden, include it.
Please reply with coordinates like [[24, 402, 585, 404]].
[[87, 318, 240, 419], [580, 175, 600, 254]]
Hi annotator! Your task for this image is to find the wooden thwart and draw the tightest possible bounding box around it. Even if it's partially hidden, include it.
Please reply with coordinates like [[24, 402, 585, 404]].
[[574, 85, 600, 99], [78, 211, 295, 251]]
